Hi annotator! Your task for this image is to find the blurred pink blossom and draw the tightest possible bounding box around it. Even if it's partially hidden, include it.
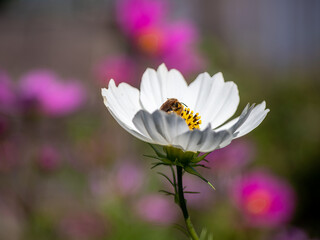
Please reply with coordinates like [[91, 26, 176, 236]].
[[161, 21, 199, 54], [115, 0, 206, 75], [116, 0, 168, 36], [58, 212, 107, 240], [115, 161, 144, 196], [231, 170, 295, 228], [206, 140, 255, 172], [133, 21, 206, 75], [19, 70, 86, 117], [135, 194, 178, 225], [94, 55, 138, 86], [0, 71, 16, 113], [37, 145, 60, 171], [161, 46, 206, 76]]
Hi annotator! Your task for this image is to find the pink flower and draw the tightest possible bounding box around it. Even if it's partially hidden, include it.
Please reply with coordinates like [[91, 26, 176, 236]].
[[134, 26, 166, 56], [19, 70, 85, 117], [94, 55, 138, 86], [116, 0, 168, 36], [133, 21, 206, 75], [115, 0, 206, 76], [135, 194, 178, 225], [161, 21, 199, 54], [115, 161, 144, 196], [37, 145, 60, 171], [231, 170, 296, 228], [0, 70, 16, 113], [206, 140, 255, 172], [58, 212, 107, 240], [161, 46, 206, 76]]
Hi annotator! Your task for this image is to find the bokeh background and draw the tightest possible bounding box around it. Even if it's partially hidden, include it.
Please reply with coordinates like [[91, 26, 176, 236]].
[[0, 0, 319, 239]]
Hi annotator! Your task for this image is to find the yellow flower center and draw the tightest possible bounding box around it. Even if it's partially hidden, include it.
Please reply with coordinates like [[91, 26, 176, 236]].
[[180, 107, 202, 130]]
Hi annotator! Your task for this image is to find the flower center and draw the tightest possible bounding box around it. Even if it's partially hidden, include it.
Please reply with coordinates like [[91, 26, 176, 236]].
[[245, 190, 272, 215], [160, 98, 201, 130], [180, 107, 201, 130]]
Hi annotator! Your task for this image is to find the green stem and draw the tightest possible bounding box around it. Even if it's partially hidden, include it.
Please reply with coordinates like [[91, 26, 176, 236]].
[[176, 166, 199, 240]]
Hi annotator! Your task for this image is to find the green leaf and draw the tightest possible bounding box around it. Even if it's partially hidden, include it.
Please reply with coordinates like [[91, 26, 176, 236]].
[[184, 166, 215, 190], [157, 172, 175, 188], [158, 190, 175, 196], [184, 191, 200, 194], [172, 224, 189, 238]]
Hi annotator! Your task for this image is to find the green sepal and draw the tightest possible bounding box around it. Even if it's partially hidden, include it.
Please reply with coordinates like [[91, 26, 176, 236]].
[[164, 146, 198, 165], [144, 154, 173, 165], [184, 166, 215, 190], [191, 152, 211, 163], [151, 162, 170, 169], [190, 163, 210, 169], [143, 154, 164, 160], [148, 144, 166, 158]]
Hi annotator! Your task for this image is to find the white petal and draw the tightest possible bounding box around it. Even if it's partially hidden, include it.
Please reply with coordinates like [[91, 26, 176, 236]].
[[132, 110, 190, 146], [232, 101, 269, 138], [172, 125, 234, 152], [140, 64, 189, 112], [188, 72, 239, 129], [107, 106, 151, 142], [216, 102, 269, 139], [101, 80, 150, 142]]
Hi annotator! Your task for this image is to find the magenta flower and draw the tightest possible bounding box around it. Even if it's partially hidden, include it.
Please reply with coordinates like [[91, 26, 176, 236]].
[[231, 170, 295, 228], [206, 139, 254, 171], [116, 0, 168, 36], [135, 194, 178, 225], [94, 55, 138, 86], [19, 70, 85, 117], [0, 70, 16, 113], [160, 21, 199, 54]]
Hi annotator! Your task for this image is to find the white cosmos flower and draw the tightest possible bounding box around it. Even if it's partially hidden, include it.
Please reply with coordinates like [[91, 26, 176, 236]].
[[102, 64, 269, 153]]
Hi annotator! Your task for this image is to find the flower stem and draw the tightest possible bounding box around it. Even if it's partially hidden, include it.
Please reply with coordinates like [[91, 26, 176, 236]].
[[176, 166, 199, 240]]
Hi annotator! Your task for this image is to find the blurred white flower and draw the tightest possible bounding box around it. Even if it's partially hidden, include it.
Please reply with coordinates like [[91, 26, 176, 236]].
[[101, 64, 269, 152]]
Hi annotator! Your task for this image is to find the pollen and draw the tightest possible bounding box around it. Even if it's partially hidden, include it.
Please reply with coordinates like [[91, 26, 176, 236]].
[[180, 108, 202, 130]]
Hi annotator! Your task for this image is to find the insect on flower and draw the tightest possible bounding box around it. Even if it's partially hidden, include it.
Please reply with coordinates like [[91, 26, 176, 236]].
[[160, 98, 201, 130]]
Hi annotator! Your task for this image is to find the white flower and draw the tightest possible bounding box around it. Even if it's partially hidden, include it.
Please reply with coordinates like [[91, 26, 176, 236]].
[[102, 64, 269, 153]]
